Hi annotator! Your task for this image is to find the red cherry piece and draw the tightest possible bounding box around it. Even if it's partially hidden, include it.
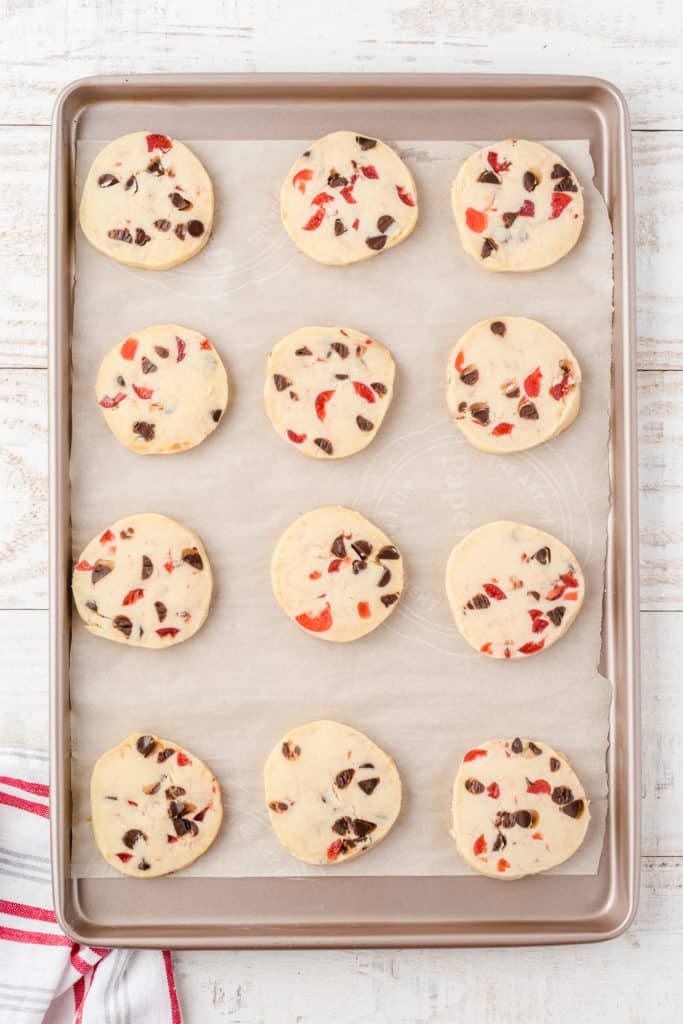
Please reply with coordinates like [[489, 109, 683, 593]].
[[473, 833, 487, 856], [156, 627, 180, 638], [560, 572, 579, 588], [527, 779, 551, 795], [293, 169, 313, 193], [518, 639, 545, 655], [480, 642, 493, 655], [491, 422, 514, 436], [352, 217, 360, 230], [309, 570, 322, 580], [518, 200, 535, 217], [327, 838, 344, 862], [74, 560, 94, 572], [396, 185, 415, 207], [177, 752, 192, 767], [176, 337, 186, 363], [100, 529, 115, 544], [497, 858, 511, 873], [487, 782, 500, 799], [146, 134, 172, 153], [487, 151, 511, 174], [99, 393, 127, 409], [549, 192, 573, 220], [167, 835, 179, 843], [200, 339, 212, 350], [121, 337, 138, 360], [340, 186, 357, 204], [360, 164, 379, 179], [287, 429, 307, 444], [550, 376, 572, 401], [116, 853, 133, 862], [122, 588, 144, 606], [483, 583, 506, 601], [328, 558, 343, 574], [532, 617, 549, 634], [464, 748, 487, 763], [523, 367, 543, 398], [465, 207, 488, 233], [296, 603, 333, 633], [315, 389, 336, 422], [303, 208, 325, 231], [455, 351, 465, 372], [311, 191, 334, 207], [132, 384, 153, 400], [352, 381, 376, 404], [357, 601, 371, 619]]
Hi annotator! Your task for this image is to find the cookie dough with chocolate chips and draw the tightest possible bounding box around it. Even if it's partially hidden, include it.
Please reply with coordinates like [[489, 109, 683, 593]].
[[452, 139, 584, 272], [451, 737, 590, 879], [446, 316, 581, 453], [264, 720, 402, 866], [271, 506, 404, 642], [72, 513, 213, 649], [96, 324, 228, 454], [264, 325, 395, 459], [79, 132, 213, 269], [91, 732, 223, 878], [445, 521, 585, 659], [280, 131, 418, 265]]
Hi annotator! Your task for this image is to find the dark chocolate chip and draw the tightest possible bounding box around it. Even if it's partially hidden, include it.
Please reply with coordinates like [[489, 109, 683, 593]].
[[174, 223, 186, 240], [358, 777, 379, 795], [515, 810, 533, 828], [352, 818, 377, 839], [551, 163, 571, 179], [545, 606, 565, 630], [147, 158, 165, 175], [466, 593, 490, 610], [477, 170, 501, 184], [108, 228, 133, 243], [116, 375, 126, 386], [282, 741, 301, 761], [187, 220, 204, 237], [460, 366, 479, 386], [168, 800, 187, 819], [135, 228, 151, 246], [359, 763, 375, 770], [493, 831, 507, 851], [490, 321, 506, 336], [132, 421, 155, 442], [328, 173, 349, 188], [314, 437, 333, 455], [165, 786, 186, 799], [377, 545, 400, 560], [351, 540, 372, 559], [122, 828, 145, 848], [529, 742, 543, 756], [335, 374, 348, 380], [136, 735, 156, 757], [496, 811, 516, 829], [371, 381, 387, 396], [378, 567, 391, 588], [550, 757, 561, 772], [173, 817, 198, 837], [141, 356, 157, 374], [332, 816, 353, 835], [502, 211, 518, 228], [334, 218, 346, 236], [154, 600, 167, 623], [352, 559, 368, 575], [365, 235, 387, 251], [331, 535, 347, 558], [157, 748, 175, 763], [481, 237, 498, 259], [511, 737, 523, 753], [533, 546, 551, 565], [85, 599, 97, 612], [519, 400, 539, 420], [142, 781, 161, 795], [295, 346, 312, 356], [380, 593, 399, 607], [528, 590, 541, 601], [141, 555, 153, 580], [465, 778, 485, 794], [377, 214, 395, 233], [211, 409, 222, 423], [335, 768, 355, 789], [552, 786, 574, 805], [113, 615, 133, 639], [302, 150, 310, 157], [154, 345, 169, 358], [125, 175, 138, 192], [91, 560, 113, 585], [523, 170, 538, 192], [98, 173, 119, 187], [470, 402, 490, 425], [154, 219, 171, 232], [269, 800, 289, 813], [273, 374, 292, 392], [356, 135, 377, 150], [169, 191, 192, 210], [561, 799, 585, 819], [458, 401, 467, 413], [554, 176, 577, 193], [330, 341, 349, 359], [181, 547, 204, 571], [138, 859, 151, 871]]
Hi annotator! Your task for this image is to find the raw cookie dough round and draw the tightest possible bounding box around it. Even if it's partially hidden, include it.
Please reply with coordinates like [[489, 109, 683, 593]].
[[452, 139, 584, 272], [265, 326, 395, 459], [271, 506, 404, 643], [96, 324, 228, 454], [451, 737, 590, 879], [79, 131, 214, 269], [72, 513, 213, 649], [280, 130, 418, 265], [445, 521, 585, 659], [446, 316, 581, 453], [264, 720, 402, 866], [91, 732, 222, 878]]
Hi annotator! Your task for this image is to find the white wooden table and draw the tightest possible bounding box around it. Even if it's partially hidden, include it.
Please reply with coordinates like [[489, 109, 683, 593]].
[[1, 2, 681, 1020]]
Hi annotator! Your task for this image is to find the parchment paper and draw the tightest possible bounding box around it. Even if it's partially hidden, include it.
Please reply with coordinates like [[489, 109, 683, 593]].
[[70, 139, 612, 878]]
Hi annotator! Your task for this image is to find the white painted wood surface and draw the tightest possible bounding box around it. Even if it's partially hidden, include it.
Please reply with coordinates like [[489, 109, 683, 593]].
[[1, 1, 681, 1020]]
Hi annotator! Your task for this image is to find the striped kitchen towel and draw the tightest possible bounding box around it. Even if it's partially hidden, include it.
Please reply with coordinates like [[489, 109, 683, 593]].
[[0, 747, 183, 1023]]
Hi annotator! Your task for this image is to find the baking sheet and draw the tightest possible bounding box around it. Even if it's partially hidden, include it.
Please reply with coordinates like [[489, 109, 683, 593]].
[[69, 138, 612, 878]]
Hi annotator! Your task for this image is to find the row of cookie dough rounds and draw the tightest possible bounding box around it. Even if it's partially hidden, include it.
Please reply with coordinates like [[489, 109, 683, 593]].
[[80, 131, 584, 273], [73, 511, 584, 659], [96, 318, 581, 458], [92, 725, 589, 880]]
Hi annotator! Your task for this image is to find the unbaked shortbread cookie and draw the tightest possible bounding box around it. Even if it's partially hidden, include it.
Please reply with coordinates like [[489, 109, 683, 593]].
[[73, 513, 212, 649], [280, 131, 418, 265], [264, 326, 395, 459], [91, 732, 222, 878], [452, 139, 584, 272], [451, 737, 590, 879], [446, 316, 581, 453], [79, 132, 213, 269], [96, 324, 228, 454], [264, 720, 402, 866], [445, 521, 585, 659]]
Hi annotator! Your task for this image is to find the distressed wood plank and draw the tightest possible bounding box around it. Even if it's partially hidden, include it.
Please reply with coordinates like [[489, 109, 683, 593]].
[[0, 0, 682, 129]]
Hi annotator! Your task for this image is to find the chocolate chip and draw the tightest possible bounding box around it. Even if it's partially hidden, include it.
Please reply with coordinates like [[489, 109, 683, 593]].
[[378, 545, 400, 561], [377, 215, 395, 233], [351, 540, 372, 559], [328, 173, 349, 188], [378, 567, 391, 588], [169, 191, 192, 210], [366, 235, 387, 251], [142, 781, 161, 795], [91, 560, 113, 585], [335, 374, 349, 381], [358, 777, 379, 795], [552, 785, 574, 805], [465, 778, 485, 794], [359, 763, 375, 770], [98, 173, 119, 187], [269, 801, 289, 813], [187, 220, 204, 237], [352, 818, 377, 839], [113, 615, 133, 639], [154, 346, 169, 359], [165, 787, 186, 800], [108, 228, 133, 243], [154, 219, 171, 232], [132, 421, 155, 442], [511, 737, 523, 753], [458, 401, 467, 413], [490, 321, 506, 336], [561, 799, 585, 819], [529, 742, 543, 756], [116, 375, 126, 387], [138, 859, 151, 871], [532, 546, 551, 565], [477, 170, 501, 184], [211, 409, 222, 423], [551, 163, 571, 179], [519, 400, 539, 420], [141, 555, 153, 580], [282, 741, 301, 761], [273, 374, 291, 392], [181, 547, 204, 571], [295, 346, 312, 356], [122, 828, 145, 848], [523, 170, 538, 192], [356, 135, 377, 150], [496, 811, 516, 829], [470, 402, 490, 425], [352, 559, 367, 575], [135, 228, 151, 246], [371, 382, 387, 397], [147, 157, 165, 175], [528, 590, 540, 601], [515, 810, 533, 828], [335, 768, 355, 789], [550, 757, 561, 772], [330, 341, 349, 359], [331, 535, 347, 558], [466, 593, 490, 610], [174, 223, 186, 240], [493, 831, 507, 851], [302, 150, 310, 157], [173, 817, 198, 837], [85, 599, 97, 612], [460, 366, 479, 386], [502, 211, 518, 228], [481, 237, 498, 259], [380, 593, 399, 607], [554, 176, 577, 193], [141, 356, 157, 374], [154, 600, 167, 623], [125, 175, 138, 192], [314, 437, 333, 455], [334, 218, 346, 236], [168, 800, 187, 819], [332, 816, 353, 835], [157, 748, 175, 763], [136, 735, 156, 757]]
